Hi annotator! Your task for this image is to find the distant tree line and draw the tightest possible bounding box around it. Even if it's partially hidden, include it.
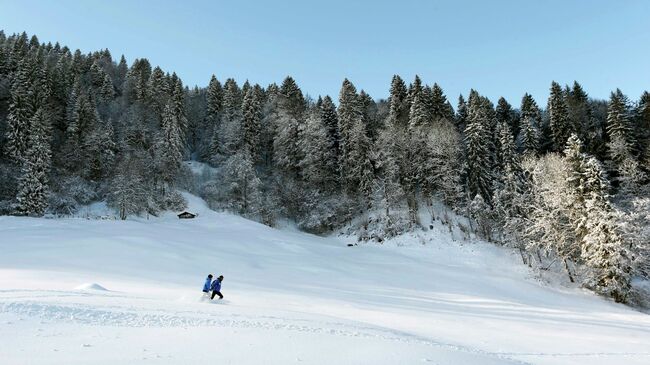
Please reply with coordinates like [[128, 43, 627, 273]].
[[0, 31, 648, 303]]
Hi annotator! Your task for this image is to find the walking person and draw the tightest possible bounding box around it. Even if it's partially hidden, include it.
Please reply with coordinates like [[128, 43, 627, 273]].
[[210, 275, 224, 300], [202, 274, 213, 294]]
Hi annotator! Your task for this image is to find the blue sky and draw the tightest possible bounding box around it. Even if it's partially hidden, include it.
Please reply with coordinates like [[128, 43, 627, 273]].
[[1, 0, 649, 106]]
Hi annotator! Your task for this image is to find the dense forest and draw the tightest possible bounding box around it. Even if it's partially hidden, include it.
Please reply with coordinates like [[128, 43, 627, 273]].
[[0, 31, 648, 304]]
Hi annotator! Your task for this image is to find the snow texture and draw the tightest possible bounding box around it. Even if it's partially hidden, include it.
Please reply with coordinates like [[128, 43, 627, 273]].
[[1, 193, 649, 365]]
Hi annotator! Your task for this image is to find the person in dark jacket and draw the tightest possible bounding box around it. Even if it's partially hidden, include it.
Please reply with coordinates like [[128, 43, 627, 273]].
[[203, 274, 213, 293], [210, 275, 224, 300]]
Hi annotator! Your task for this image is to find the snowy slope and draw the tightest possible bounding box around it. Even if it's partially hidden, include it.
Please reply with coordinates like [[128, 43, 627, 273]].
[[1, 193, 649, 365]]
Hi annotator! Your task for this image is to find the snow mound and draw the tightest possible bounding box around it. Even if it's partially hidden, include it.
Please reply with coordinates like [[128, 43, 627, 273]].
[[74, 283, 109, 291]]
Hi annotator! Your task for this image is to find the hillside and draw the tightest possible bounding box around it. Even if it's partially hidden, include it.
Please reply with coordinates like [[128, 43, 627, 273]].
[[1, 194, 649, 365]]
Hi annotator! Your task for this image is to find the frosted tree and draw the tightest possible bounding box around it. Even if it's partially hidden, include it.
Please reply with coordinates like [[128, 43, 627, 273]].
[[221, 78, 242, 126], [63, 92, 99, 173], [206, 75, 223, 120], [99, 73, 115, 102], [278, 76, 306, 120], [493, 122, 528, 254], [15, 108, 52, 216], [125, 58, 152, 103], [548, 81, 571, 152], [219, 151, 263, 216], [636, 91, 650, 154], [605, 89, 641, 194], [347, 118, 374, 203], [273, 110, 301, 179], [406, 75, 423, 106], [299, 112, 330, 187], [207, 76, 228, 159], [579, 157, 632, 302], [496, 97, 517, 140], [5, 58, 33, 163], [319, 95, 340, 183], [606, 89, 635, 152], [427, 120, 464, 208], [429, 83, 454, 123], [408, 85, 429, 130], [146, 66, 169, 117], [337, 79, 361, 191], [373, 125, 406, 219], [156, 103, 184, 193], [454, 95, 468, 134], [520, 93, 542, 124], [388, 75, 409, 128], [107, 154, 149, 220], [567, 82, 602, 156], [518, 116, 539, 156], [464, 91, 494, 203], [241, 86, 262, 161], [84, 120, 117, 181], [469, 194, 494, 240], [523, 153, 578, 277]]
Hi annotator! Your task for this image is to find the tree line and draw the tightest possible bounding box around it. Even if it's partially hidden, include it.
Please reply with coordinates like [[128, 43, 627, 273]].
[[0, 31, 648, 303]]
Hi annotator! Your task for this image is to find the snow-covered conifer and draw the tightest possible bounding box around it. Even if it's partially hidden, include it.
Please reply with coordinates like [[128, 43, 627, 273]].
[[15, 108, 52, 216], [548, 81, 571, 152]]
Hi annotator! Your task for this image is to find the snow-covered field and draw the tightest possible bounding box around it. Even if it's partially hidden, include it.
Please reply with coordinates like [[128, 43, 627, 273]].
[[1, 194, 649, 365]]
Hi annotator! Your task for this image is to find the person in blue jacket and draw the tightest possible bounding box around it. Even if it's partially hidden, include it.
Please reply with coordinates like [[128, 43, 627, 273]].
[[210, 275, 224, 300], [202, 274, 213, 293]]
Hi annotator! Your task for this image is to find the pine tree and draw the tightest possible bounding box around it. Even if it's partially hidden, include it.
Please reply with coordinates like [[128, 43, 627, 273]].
[[241, 86, 262, 161], [273, 110, 301, 179], [319, 95, 340, 188], [358, 90, 380, 141], [566, 82, 596, 146], [519, 116, 539, 156], [605, 89, 641, 193], [496, 122, 520, 174], [222, 79, 242, 123], [548, 81, 571, 152], [387, 75, 408, 128], [373, 126, 406, 219], [115, 54, 129, 89], [126, 58, 152, 102], [99, 73, 115, 102], [635, 91, 650, 158], [279, 76, 306, 120], [464, 91, 494, 202], [408, 85, 429, 129], [338, 79, 361, 190], [299, 112, 334, 188], [347, 118, 374, 201], [156, 103, 184, 192], [84, 120, 117, 181], [206, 75, 223, 121], [456, 94, 468, 133], [407, 75, 423, 106], [430, 83, 453, 123], [15, 108, 51, 216], [495, 97, 516, 138], [5, 59, 32, 163], [520, 93, 541, 123], [147, 66, 169, 117], [606, 89, 635, 159]]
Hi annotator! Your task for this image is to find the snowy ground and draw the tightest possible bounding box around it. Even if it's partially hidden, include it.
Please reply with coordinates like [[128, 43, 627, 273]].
[[1, 194, 649, 365]]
